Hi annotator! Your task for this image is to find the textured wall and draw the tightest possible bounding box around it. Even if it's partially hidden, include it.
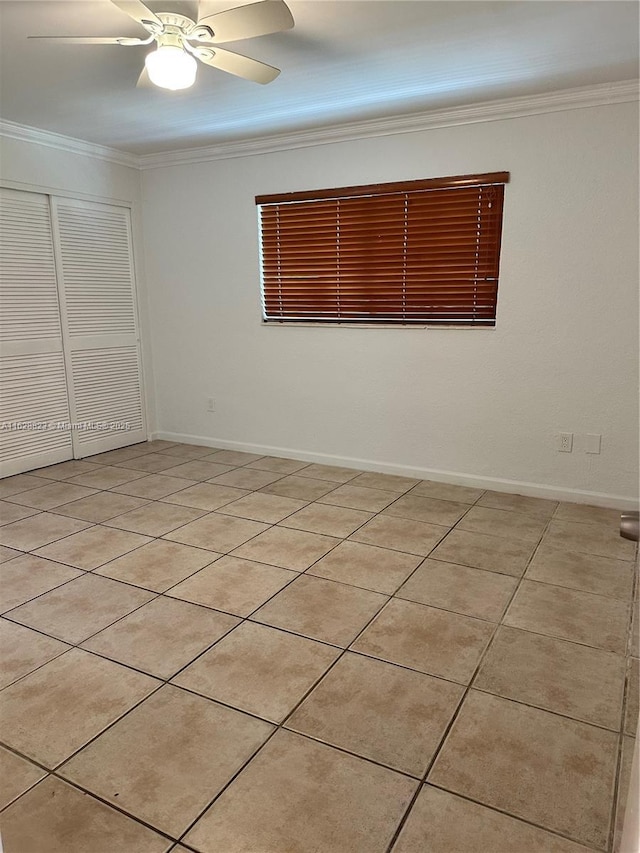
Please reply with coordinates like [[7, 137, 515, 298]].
[[141, 102, 639, 504]]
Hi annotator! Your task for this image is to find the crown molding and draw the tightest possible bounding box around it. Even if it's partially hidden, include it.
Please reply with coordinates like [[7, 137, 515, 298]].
[[0, 119, 139, 169], [138, 79, 639, 170], [1, 79, 637, 172]]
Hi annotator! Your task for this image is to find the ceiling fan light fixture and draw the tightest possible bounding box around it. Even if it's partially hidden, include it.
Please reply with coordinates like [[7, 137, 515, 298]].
[[30, 0, 292, 88], [145, 44, 197, 90]]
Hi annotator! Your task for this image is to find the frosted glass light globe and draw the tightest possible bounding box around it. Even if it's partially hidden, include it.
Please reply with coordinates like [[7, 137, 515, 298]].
[[145, 45, 197, 90]]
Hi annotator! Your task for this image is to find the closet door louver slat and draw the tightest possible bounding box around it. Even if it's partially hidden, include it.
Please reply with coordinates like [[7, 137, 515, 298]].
[[69, 347, 144, 447], [52, 198, 146, 457], [0, 189, 73, 476], [0, 353, 72, 463]]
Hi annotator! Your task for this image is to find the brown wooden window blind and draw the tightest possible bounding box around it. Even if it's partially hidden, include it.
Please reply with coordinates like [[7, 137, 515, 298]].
[[256, 171, 508, 326]]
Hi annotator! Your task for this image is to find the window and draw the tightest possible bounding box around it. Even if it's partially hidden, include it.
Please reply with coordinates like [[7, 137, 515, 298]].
[[256, 171, 509, 327]]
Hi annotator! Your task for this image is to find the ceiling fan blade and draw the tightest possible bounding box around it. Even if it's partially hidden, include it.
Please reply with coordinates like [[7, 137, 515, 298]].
[[110, 0, 163, 31], [27, 36, 151, 45], [197, 0, 293, 44], [196, 45, 280, 83]]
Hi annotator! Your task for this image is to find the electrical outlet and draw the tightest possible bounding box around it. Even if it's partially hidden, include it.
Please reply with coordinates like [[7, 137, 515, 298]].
[[558, 432, 573, 452], [585, 433, 601, 454], [207, 397, 215, 413]]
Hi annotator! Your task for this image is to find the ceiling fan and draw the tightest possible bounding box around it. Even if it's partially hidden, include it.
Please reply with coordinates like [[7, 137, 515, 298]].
[[29, 0, 294, 90]]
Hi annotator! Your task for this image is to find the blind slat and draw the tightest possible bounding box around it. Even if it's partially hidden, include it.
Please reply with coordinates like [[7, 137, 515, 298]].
[[257, 172, 506, 325]]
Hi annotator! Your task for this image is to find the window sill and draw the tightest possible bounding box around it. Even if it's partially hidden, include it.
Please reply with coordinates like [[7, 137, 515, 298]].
[[261, 321, 496, 330]]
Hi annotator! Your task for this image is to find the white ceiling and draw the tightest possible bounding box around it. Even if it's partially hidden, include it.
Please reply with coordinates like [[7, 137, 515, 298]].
[[0, 0, 638, 155]]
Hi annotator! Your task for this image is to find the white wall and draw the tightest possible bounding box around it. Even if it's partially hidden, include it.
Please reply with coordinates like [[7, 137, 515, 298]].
[[0, 134, 156, 434], [0, 135, 139, 204], [140, 101, 638, 505]]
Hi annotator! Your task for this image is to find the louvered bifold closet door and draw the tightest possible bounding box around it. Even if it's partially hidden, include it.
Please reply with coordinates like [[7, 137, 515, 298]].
[[0, 188, 73, 476], [51, 198, 146, 457]]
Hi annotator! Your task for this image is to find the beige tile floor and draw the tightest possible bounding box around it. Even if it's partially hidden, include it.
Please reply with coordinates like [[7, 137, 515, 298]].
[[0, 440, 637, 853]]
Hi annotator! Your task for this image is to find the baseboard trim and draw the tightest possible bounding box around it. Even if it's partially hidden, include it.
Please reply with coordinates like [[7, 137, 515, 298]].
[[151, 431, 638, 511]]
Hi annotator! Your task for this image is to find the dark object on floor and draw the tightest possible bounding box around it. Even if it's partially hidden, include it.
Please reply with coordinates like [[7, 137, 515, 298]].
[[620, 511, 639, 542]]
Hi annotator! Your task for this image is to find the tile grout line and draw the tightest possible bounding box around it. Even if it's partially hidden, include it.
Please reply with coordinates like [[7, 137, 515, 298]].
[[170, 493, 576, 849], [425, 781, 608, 853], [2, 527, 633, 844], [170, 525, 430, 850], [1, 473, 631, 700], [384, 512, 567, 852], [1, 460, 415, 837], [0, 458, 329, 631], [150, 495, 445, 846], [2, 506, 388, 695], [437, 523, 636, 853], [1, 447, 635, 849], [35, 769, 178, 847], [6, 587, 626, 736], [1, 484, 631, 680], [607, 557, 639, 853]]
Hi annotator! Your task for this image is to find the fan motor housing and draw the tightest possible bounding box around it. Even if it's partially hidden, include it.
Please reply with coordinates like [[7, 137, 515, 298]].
[[156, 12, 196, 34]]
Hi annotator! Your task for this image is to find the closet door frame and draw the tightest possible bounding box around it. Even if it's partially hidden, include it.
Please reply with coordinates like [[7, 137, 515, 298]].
[[1, 179, 152, 467]]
